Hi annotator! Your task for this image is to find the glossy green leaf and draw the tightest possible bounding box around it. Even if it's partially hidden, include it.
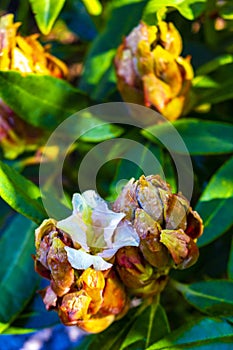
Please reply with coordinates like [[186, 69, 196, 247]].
[[196, 156, 233, 247], [228, 238, 233, 280], [0, 214, 39, 333], [142, 119, 233, 155], [0, 161, 46, 224], [173, 280, 233, 317], [29, 0, 66, 34], [82, 0, 102, 15], [2, 326, 35, 335], [196, 54, 233, 76], [143, 0, 206, 24], [193, 62, 233, 105], [80, 123, 124, 142], [120, 304, 170, 349], [146, 317, 233, 350], [79, 0, 147, 101], [0, 71, 89, 130]]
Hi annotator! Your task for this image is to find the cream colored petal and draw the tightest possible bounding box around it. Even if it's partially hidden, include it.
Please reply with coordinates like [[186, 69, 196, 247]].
[[57, 213, 89, 251], [65, 247, 112, 271], [99, 220, 140, 259]]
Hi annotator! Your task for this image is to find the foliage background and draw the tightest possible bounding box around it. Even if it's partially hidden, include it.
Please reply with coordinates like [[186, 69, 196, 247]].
[[0, 0, 233, 349]]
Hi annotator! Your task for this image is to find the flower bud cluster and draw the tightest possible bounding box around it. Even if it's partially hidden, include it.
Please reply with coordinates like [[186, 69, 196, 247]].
[[115, 21, 194, 120], [35, 220, 129, 333], [113, 175, 203, 296], [34, 175, 203, 333]]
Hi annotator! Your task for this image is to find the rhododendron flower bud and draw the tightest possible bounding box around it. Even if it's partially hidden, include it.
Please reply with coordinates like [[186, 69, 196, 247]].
[[115, 246, 154, 289], [0, 14, 67, 77], [0, 14, 68, 159], [115, 21, 194, 120], [34, 177, 203, 331], [113, 176, 203, 280], [34, 191, 135, 333]]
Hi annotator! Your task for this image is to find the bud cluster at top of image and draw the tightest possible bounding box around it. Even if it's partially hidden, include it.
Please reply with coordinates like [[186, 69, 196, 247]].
[[115, 21, 194, 120]]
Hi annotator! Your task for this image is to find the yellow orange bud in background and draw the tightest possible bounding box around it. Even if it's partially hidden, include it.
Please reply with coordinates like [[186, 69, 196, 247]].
[[115, 21, 194, 121], [0, 14, 67, 77], [0, 14, 68, 159]]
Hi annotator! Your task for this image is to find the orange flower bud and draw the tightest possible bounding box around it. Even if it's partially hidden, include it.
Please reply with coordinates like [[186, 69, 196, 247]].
[[0, 14, 67, 77], [0, 14, 68, 159], [35, 219, 129, 333], [115, 21, 194, 120]]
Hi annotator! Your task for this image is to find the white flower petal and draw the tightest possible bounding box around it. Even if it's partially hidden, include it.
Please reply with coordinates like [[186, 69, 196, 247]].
[[65, 246, 112, 271], [72, 193, 87, 213], [91, 201, 125, 248], [113, 220, 140, 249], [57, 214, 89, 251], [98, 221, 140, 260], [103, 211, 125, 247], [82, 190, 107, 210], [98, 248, 119, 259]]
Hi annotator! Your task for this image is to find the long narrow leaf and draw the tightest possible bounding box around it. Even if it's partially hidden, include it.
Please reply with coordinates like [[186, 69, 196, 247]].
[[0, 161, 46, 224], [120, 303, 170, 349], [196, 156, 233, 247], [142, 119, 233, 155], [0, 71, 89, 130], [0, 215, 39, 333], [146, 317, 233, 350], [173, 280, 233, 317]]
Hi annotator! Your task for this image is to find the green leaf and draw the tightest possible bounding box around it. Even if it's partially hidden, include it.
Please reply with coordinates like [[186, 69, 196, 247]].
[[143, 0, 206, 24], [0, 71, 89, 130], [79, 0, 147, 101], [142, 119, 233, 155], [196, 156, 233, 247], [80, 123, 124, 142], [82, 0, 102, 15], [120, 304, 170, 349], [173, 280, 233, 317], [146, 317, 233, 350], [0, 214, 39, 333], [0, 161, 46, 224], [193, 62, 233, 105], [29, 0, 66, 35], [196, 54, 233, 76], [2, 326, 35, 335], [228, 238, 233, 280]]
